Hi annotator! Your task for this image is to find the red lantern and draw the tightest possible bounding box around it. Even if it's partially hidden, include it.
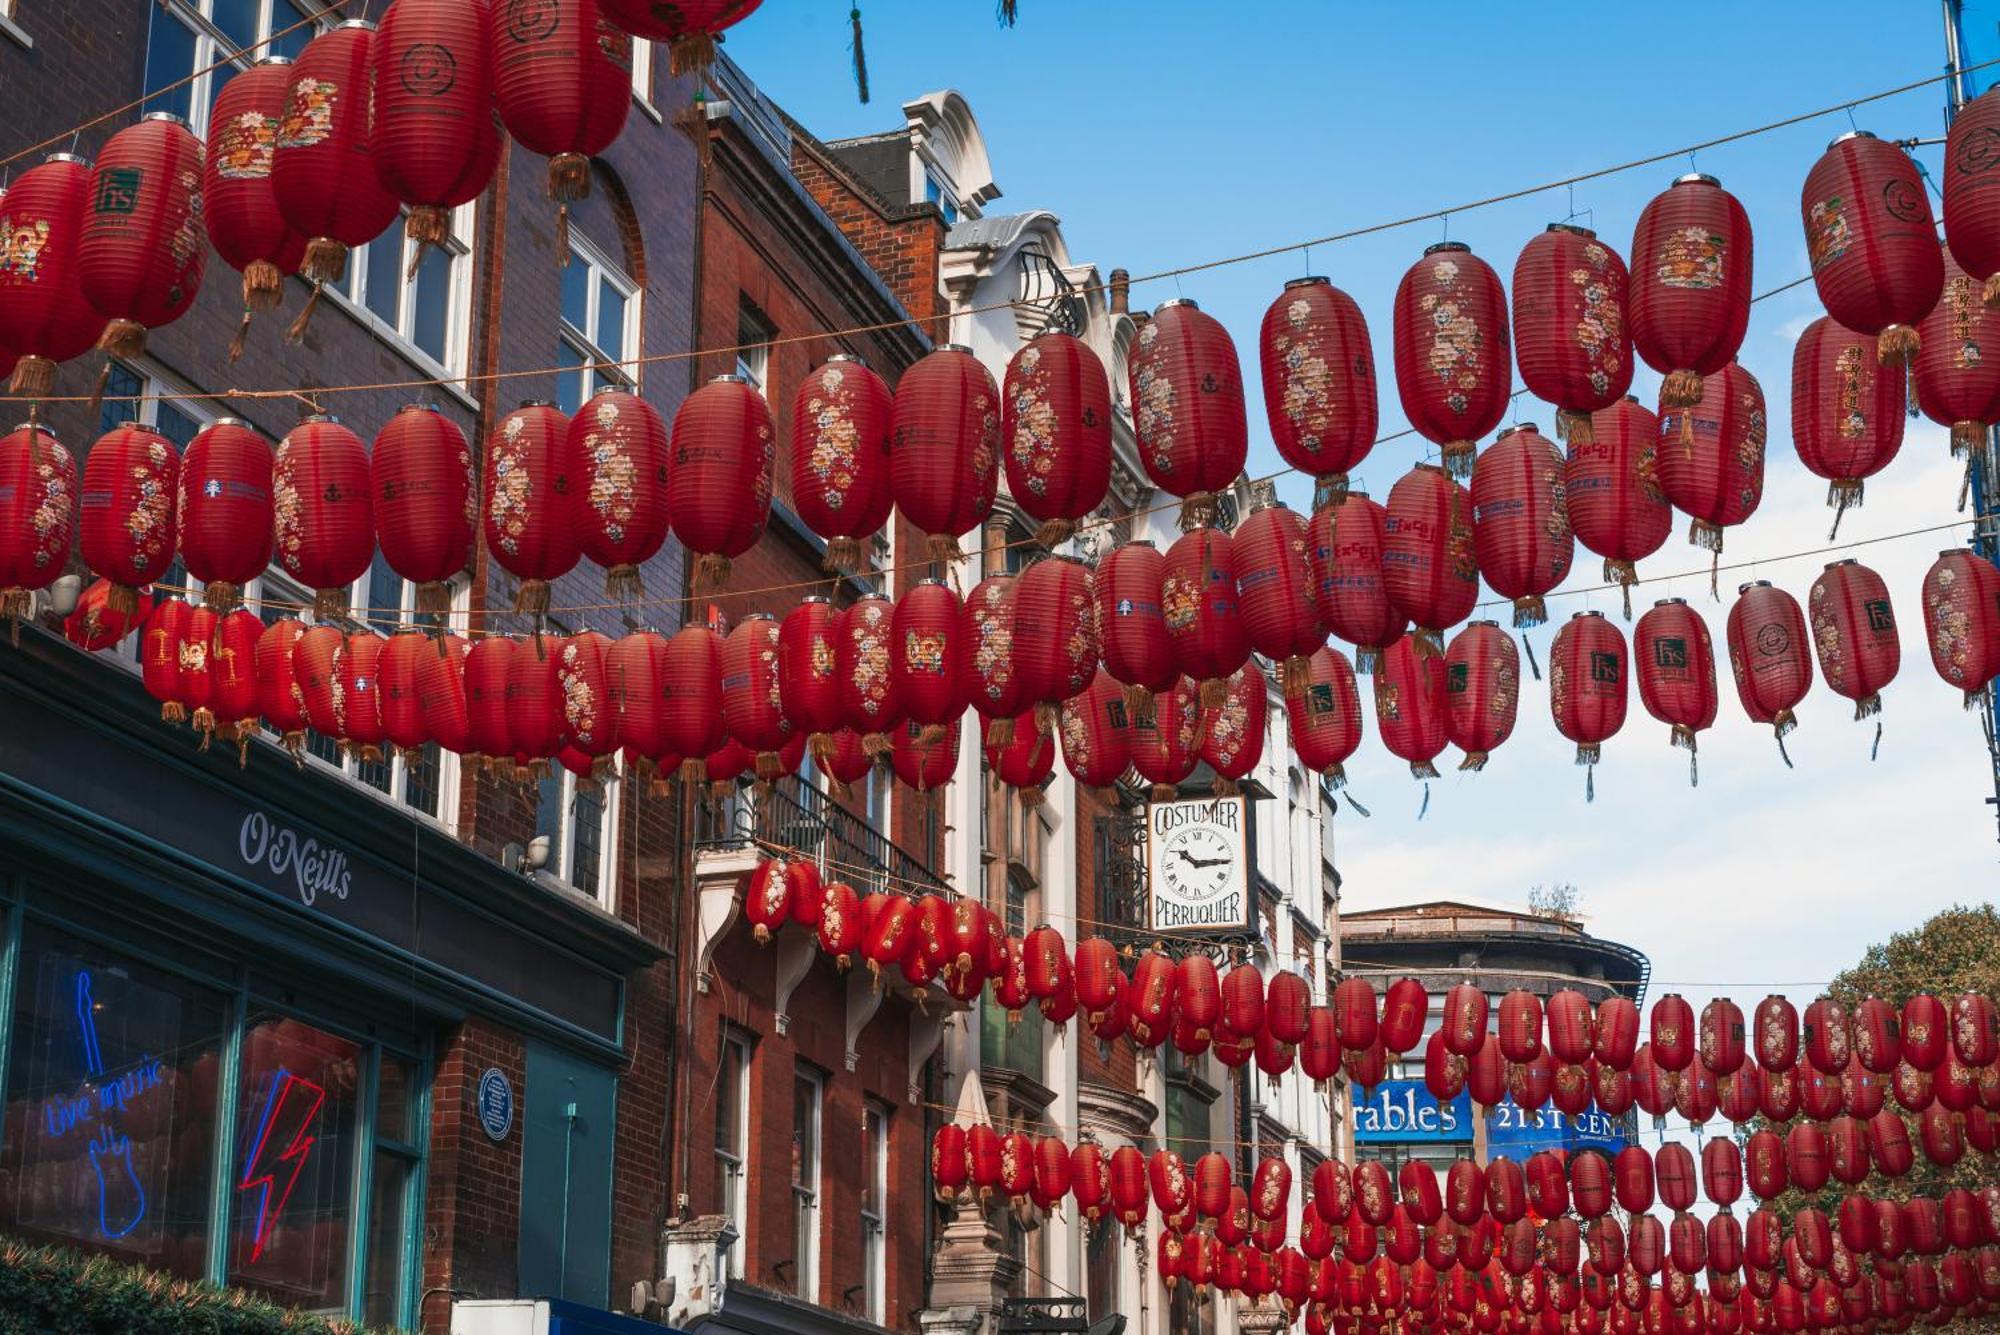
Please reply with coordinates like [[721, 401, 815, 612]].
[[1131, 675, 1201, 796], [1792, 315, 1908, 525], [80, 425, 179, 614], [1444, 620, 1520, 771], [722, 613, 793, 776], [892, 344, 1000, 563], [1199, 665, 1266, 792], [1383, 464, 1478, 639], [571, 387, 671, 597], [1922, 549, 2000, 702], [256, 618, 310, 754], [1657, 360, 1767, 557], [1442, 983, 1489, 1058], [598, 0, 761, 72], [1002, 331, 1112, 548], [1498, 989, 1544, 1064], [891, 716, 959, 793], [1549, 611, 1628, 792], [1703, 1137, 1744, 1209], [1634, 598, 1718, 779], [1803, 131, 1943, 365], [1651, 995, 1696, 1073], [1095, 542, 1178, 704], [774, 598, 844, 751], [986, 712, 1053, 798], [144, 598, 194, 724], [79, 113, 207, 364], [1071, 1142, 1110, 1222], [0, 154, 106, 396], [669, 376, 774, 587], [462, 635, 517, 763], [205, 58, 309, 353], [1946, 87, 2000, 295], [1234, 501, 1325, 685], [1806, 995, 1854, 1073], [1472, 427, 1574, 633], [1464, 1036, 1503, 1106], [1513, 224, 1633, 444], [272, 21, 402, 287], [1109, 1145, 1149, 1228], [1260, 276, 1378, 491], [892, 581, 967, 732], [483, 401, 579, 615], [1267, 972, 1311, 1047], [662, 620, 726, 777], [790, 354, 893, 573], [507, 641, 565, 775], [371, 0, 499, 260], [1013, 555, 1098, 717], [814, 880, 862, 969], [931, 1124, 969, 1202], [1286, 646, 1364, 786], [835, 594, 900, 750], [1916, 252, 2000, 461], [1059, 667, 1133, 790], [1305, 490, 1407, 673], [1393, 242, 1512, 477], [273, 416, 374, 620], [1597, 997, 1641, 1069], [340, 631, 386, 761], [372, 405, 472, 617], [1955, 991, 1999, 1066], [1808, 559, 1901, 724], [1125, 950, 1176, 1049], [1031, 1136, 1072, 1212], [1222, 962, 1266, 1046], [1701, 997, 1747, 1077], [1163, 524, 1250, 704], [1373, 979, 1421, 1055], [1374, 632, 1450, 779], [1725, 581, 1813, 758], [1630, 173, 1754, 415], [1129, 298, 1248, 522], [489, 0, 632, 252], [420, 633, 472, 759], [1300, 1006, 1340, 1087], [0, 424, 74, 624], [1568, 395, 1671, 613], [959, 572, 1022, 743], [378, 629, 433, 764], [555, 631, 618, 765]]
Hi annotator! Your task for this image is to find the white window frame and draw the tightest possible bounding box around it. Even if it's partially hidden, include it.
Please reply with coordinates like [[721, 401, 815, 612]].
[[792, 1067, 823, 1303], [860, 1099, 888, 1325], [734, 301, 773, 396], [144, 0, 329, 138], [559, 233, 641, 411], [531, 757, 621, 910], [715, 1028, 752, 1280], [630, 38, 661, 121], [326, 204, 479, 393]]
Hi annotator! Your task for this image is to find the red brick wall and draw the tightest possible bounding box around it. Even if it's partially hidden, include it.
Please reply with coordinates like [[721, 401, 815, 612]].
[[421, 1020, 527, 1330], [790, 143, 948, 342]]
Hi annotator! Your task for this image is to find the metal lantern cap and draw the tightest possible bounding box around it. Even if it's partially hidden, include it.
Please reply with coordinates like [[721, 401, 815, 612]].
[[300, 413, 341, 425], [208, 417, 251, 431], [44, 152, 88, 165], [1469, 619, 1499, 629], [1656, 597, 1688, 607], [1424, 241, 1471, 256], [826, 352, 867, 366], [1573, 610, 1606, 621], [9, 423, 55, 440], [800, 595, 833, 605], [141, 111, 189, 127], [1827, 558, 1860, 569], [256, 55, 294, 66], [1285, 276, 1330, 289], [399, 402, 444, 415], [1672, 172, 1721, 187], [334, 17, 377, 29], [740, 611, 776, 622], [515, 399, 555, 410], [708, 374, 748, 386], [1497, 423, 1541, 440], [916, 577, 949, 588], [1942, 548, 1973, 558], [1830, 130, 1878, 148], [590, 382, 635, 398], [1157, 298, 1200, 312], [1547, 222, 1596, 239], [935, 344, 974, 356], [1738, 580, 1772, 593]]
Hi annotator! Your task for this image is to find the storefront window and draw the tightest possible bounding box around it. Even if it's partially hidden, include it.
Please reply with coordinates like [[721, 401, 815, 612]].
[[0, 923, 229, 1279]]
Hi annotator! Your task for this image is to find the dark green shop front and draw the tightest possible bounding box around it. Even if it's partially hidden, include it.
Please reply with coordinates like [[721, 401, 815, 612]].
[[0, 631, 663, 1326]]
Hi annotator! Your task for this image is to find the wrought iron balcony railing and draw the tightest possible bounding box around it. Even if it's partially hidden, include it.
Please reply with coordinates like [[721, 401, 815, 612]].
[[694, 777, 951, 896]]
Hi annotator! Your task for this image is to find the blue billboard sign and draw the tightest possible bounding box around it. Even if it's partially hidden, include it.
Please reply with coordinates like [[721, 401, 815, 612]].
[[1484, 1098, 1630, 1157], [1352, 1080, 1475, 1144]]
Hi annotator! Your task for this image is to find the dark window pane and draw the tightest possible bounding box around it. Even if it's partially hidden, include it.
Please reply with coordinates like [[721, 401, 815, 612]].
[[555, 342, 587, 417], [410, 242, 450, 364], [209, 61, 237, 120], [363, 228, 402, 327], [307, 729, 343, 768], [561, 260, 590, 334], [595, 279, 626, 363], [403, 743, 440, 819], [271, 1, 316, 59], [367, 551, 402, 630], [212, 0, 259, 52], [156, 403, 202, 451], [362, 1151, 411, 1326], [228, 1014, 361, 1310], [571, 784, 603, 896], [142, 11, 197, 120], [355, 753, 392, 794], [0, 923, 228, 1278], [534, 774, 567, 870], [98, 366, 144, 435], [377, 1056, 421, 1146]]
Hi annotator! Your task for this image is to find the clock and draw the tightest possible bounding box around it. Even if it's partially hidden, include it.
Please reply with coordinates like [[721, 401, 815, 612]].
[[1145, 795, 1249, 935]]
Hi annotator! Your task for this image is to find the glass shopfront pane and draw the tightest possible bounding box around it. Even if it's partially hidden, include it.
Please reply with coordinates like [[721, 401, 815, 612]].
[[362, 1151, 411, 1326], [227, 1013, 362, 1312], [0, 922, 229, 1279], [377, 1056, 421, 1146]]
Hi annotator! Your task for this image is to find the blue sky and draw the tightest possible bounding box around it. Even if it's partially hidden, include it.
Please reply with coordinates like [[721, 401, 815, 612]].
[[727, 6, 1997, 1017]]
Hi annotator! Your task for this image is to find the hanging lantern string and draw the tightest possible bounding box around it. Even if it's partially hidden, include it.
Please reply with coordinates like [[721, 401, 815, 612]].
[[3, 56, 1988, 414], [0, 0, 353, 174]]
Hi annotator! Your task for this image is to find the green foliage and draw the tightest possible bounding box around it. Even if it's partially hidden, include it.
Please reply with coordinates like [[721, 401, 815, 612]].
[[0, 1236, 399, 1335]]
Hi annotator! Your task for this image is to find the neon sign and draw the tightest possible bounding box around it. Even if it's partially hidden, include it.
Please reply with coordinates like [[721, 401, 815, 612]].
[[28, 970, 158, 1241], [237, 1068, 327, 1263]]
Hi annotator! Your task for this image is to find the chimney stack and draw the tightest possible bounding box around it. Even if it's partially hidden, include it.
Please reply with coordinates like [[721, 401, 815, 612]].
[[1108, 268, 1130, 316]]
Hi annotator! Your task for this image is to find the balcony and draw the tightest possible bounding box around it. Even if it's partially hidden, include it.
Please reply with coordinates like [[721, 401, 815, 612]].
[[694, 777, 950, 896]]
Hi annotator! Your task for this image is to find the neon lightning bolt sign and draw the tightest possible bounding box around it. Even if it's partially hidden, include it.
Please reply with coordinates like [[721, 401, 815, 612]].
[[236, 1067, 326, 1263]]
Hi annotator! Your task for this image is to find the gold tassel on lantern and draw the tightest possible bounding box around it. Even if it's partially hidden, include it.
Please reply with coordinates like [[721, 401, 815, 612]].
[[823, 537, 863, 575], [668, 31, 719, 77], [1458, 751, 1488, 773], [605, 564, 646, 601], [1, 588, 31, 648], [1178, 492, 1217, 531], [9, 356, 58, 399], [985, 716, 1015, 749], [1512, 595, 1547, 630], [1034, 518, 1076, 549], [405, 205, 451, 280], [1877, 325, 1920, 367], [925, 533, 964, 565], [513, 579, 552, 617], [1557, 408, 1594, 446], [1440, 440, 1475, 479]]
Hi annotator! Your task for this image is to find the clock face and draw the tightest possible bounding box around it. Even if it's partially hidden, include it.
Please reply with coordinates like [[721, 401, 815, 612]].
[[1160, 824, 1236, 904], [1146, 796, 1248, 934]]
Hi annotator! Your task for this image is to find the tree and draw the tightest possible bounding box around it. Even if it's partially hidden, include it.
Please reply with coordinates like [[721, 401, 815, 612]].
[[1526, 882, 1580, 922]]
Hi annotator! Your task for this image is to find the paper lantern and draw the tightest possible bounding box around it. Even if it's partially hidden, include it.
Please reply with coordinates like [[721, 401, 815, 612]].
[[1130, 675, 1201, 797], [372, 405, 472, 617], [1945, 86, 2000, 296], [489, 0, 632, 254], [1567, 394, 1670, 613], [1094, 541, 1179, 704], [1130, 298, 1247, 522], [0, 153, 107, 396], [891, 344, 1000, 562], [1954, 991, 1999, 1066], [1260, 276, 1378, 491], [1304, 490, 1407, 673], [371, 0, 500, 257], [1806, 995, 1854, 1073], [662, 620, 726, 776], [1512, 224, 1633, 443], [555, 631, 619, 767], [1013, 555, 1098, 718], [1657, 360, 1767, 557], [205, 58, 309, 353], [671, 376, 773, 586], [1199, 665, 1266, 793], [1162, 523, 1251, 706], [1121, 950, 1174, 1049], [1629, 173, 1754, 410], [835, 593, 900, 749], [930, 1124, 968, 1202], [1285, 645, 1363, 785], [791, 354, 893, 573], [1808, 559, 1901, 723], [1002, 330, 1112, 547], [770, 598, 842, 751], [80, 424, 179, 615], [272, 21, 401, 286], [1922, 549, 2000, 702], [1792, 315, 1907, 523], [1059, 667, 1133, 790], [419, 633, 472, 759], [1634, 598, 1718, 779], [255, 618, 310, 754], [1725, 581, 1813, 758], [1071, 1142, 1110, 1222], [986, 711, 1053, 798], [1266, 971, 1310, 1047], [721, 613, 792, 775], [1443, 620, 1519, 771], [378, 629, 433, 763], [1393, 241, 1512, 476], [1549, 611, 1627, 792], [272, 415, 374, 619], [0, 424, 75, 625], [1439, 982, 1488, 1058], [484, 401, 579, 615], [1375, 632, 1449, 779], [891, 580, 967, 733], [1471, 423, 1573, 627], [599, 0, 761, 73], [143, 598, 193, 723], [571, 386, 671, 597], [1234, 501, 1325, 687], [1803, 131, 1943, 364], [957, 572, 1021, 743], [1300, 1005, 1340, 1087], [338, 631, 386, 761], [461, 635, 517, 763], [79, 113, 207, 363], [1916, 252, 2000, 460], [891, 716, 958, 793], [1701, 997, 1747, 1077], [1379, 978, 1426, 1055], [1383, 464, 1478, 639], [1497, 989, 1544, 1064]]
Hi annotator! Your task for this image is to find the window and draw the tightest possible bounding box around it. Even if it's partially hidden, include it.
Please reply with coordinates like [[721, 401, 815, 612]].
[[333, 207, 475, 379], [142, 0, 321, 136], [630, 38, 655, 108], [364, 1056, 423, 1326], [1086, 1201, 1118, 1320], [735, 300, 774, 396], [557, 235, 638, 414], [99, 359, 206, 448], [791, 1068, 822, 1302], [859, 1101, 888, 1324], [714, 1029, 751, 1279], [924, 172, 959, 225], [533, 760, 619, 906]]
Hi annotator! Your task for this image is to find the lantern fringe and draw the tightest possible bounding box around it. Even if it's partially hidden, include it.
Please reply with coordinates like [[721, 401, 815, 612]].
[[300, 237, 348, 285], [604, 564, 646, 602], [243, 259, 285, 314], [513, 579, 552, 616], [1412, 628, 1444, 658], [279, 731, 306, 766], [915, 723, 947, 748], [285, 283, 326, 343], [1344, 790, 1372, 818], [1353, 646, 1379, 676], [1854, 693, 1882, 722], [1033, 518, 1076, 549], [1512, 595, 1547, 630], [1688, 749, 1699, 788], [97, 318, 148, 361], [1033, 701, 1057, 738], [754, 750, 785, 782], [0, 589, 29, 647], [1877, 324, 1920, 367], [1574, 743, 1601, 767], [227, 311, 255, 364], [1458, 751, 1488, 772], [161, 702, 186, 725], [1311, 474, 1350, 511], [1322, 762, 1347, 790], [1826, 479, 1863, 540], [1410, 760, 1439, 780], [862, 731, 892, 757], [1661, 369, 1705, 410], [202, 581, 242, 614], [8, 355, 57, 399], [823, 537, 864, 575], [1417, 779, 1430, 820], [1605, 559, 1638, 619], [925, 533, 964, 565], [1585, 764, 1595, 804], [678, 758, 709, 784], [1556, 408, 1594, 446], [808, 732, 836, 765], [849, 6, 869, 105], [668, 30, 718, 77], [1440, 440, 1475, 479], [311, 587, 349, 621], [1176, 492, 1217, 530], [1150, 783, 1178, 802], [1121, 683, 1153, 718], [411, 580, 452, 621], [106, 583, 141, 618], [985, 715, 1015, 748], [1210, 775, 1239, 798], [1279, 654, 1311, 698], [1774, 729, 1795, 769], [405, 206, 451, 280], [998, 0, 1018, 23], [1199, 677, 1229, 710], [1019, 785, 1046, 808], [1670, 723, 1698, 753], [694, 554, 733, 590], [1523, 633, 1542, 682], [1871, 718, 1883, 762], [1953, 420, 1984, 460], [193, 708, 216, 748], [1689, 519, 1725, 554]]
